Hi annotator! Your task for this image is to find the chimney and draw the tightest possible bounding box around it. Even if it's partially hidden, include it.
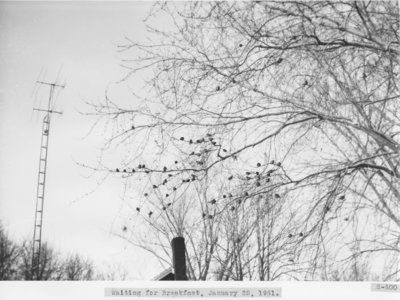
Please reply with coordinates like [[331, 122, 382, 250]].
[[171, 237, 188, 280]]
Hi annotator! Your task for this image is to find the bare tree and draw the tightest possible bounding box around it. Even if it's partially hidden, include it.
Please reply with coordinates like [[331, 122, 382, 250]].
[[19, 241, 63, 280], [88, 1, 399, 280], [62, 254, 94, 280], [0, 225, 20, 280]]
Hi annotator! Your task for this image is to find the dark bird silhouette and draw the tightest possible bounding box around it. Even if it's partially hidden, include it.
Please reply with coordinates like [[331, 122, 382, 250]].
[[344, 217, 349, 221], [223, 149, 227, 152], [123, 169, 126, 173], [339, 195, 345, 200], [244, 192, 249, 197], [239, 43, 243, 47], [197, 161, 204, 165], [122, 226, 127, 232], [162, 206, 166, 210], [153, 185, 157, 189], [131, 125, 135, 130], [288, 234, 293, 238], [289, 258, 294, 263], [173, 187, 177, 191], [208, 215, 213, 219], [175, 160, 178, 164], [163, 166, 167, 172], [165, 194, 169, 197], [148, 211, 153, 217], [167, 202, 172, 207], [276, 162, 281, 167], [228, 175, 233, 180], [144, 193, 148, 197], [257, 162, 261, 167], [131, 168, 135, 173], [274, 193, 280, 198], [210, 199, 217, 204], [231, 206, 235, 211], [256, 171, 259, 175], [136, 207, 140, 212], [163, 179, 168, 185], [256, 182, 261, 187], [202, 213, 206, 218], [246, 172, 251, 175], [145, 170, 150, 174], [216, 86, 220, 91], [223, 195, 226, 198], [270, 160, 275, 164], [276, 58, 283, 64], [189, 139, 193, 144], [116, 168, 120, 172], [299, 232, 304, 237], [142, 164, 146, 168], [303, 80, 308, 86]]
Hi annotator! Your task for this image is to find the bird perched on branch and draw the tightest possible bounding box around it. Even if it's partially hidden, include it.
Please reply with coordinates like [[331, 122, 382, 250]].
[[148, 211, 153, 217], [136, 207, 140, 213], [210, 199, 217, 204]]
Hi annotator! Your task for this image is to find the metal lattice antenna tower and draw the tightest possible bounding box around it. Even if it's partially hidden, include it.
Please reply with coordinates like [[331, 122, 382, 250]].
[[31, 80, 64, 280]]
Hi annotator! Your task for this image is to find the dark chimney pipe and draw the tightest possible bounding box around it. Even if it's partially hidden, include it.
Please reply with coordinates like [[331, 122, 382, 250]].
[[171, 237, 187, 280]]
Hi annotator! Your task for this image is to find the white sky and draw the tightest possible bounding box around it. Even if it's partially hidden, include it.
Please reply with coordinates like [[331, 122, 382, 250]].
[[0, 1, 166, 279]]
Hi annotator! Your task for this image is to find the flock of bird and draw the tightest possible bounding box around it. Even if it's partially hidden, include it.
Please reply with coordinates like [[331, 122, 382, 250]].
[[113, 138, 286, 222], [115, 133, 350, 247]]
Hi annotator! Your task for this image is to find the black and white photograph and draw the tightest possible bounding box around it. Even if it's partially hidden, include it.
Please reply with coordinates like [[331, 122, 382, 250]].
[[0, 0, 399, 299]]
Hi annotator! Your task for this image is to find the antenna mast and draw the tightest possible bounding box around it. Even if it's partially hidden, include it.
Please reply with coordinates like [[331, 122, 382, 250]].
[[31, 81, 63, 280]]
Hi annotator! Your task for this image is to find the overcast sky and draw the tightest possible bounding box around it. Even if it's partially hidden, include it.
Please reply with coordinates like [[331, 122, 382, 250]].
[[0, 1, 166, 279]]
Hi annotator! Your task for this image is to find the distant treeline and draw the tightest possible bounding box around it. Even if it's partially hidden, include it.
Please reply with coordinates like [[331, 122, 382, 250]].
[[0, 223, 127, 280]]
